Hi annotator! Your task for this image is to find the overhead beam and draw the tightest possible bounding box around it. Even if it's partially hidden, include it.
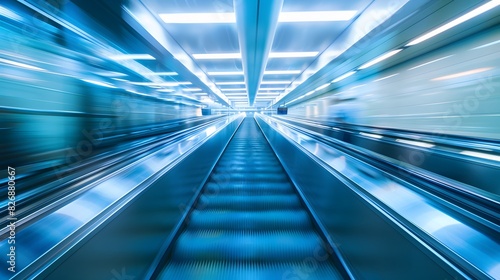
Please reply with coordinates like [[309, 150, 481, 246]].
[[233, 0, 284, 106]]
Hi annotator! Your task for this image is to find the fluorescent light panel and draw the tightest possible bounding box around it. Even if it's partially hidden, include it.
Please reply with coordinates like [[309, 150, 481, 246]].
[[157, 89, 175, 92], [315, 83, 331, 91], [460, 150, 500, 162], [332, 71, 357, 82], [183, 88, 202, 91], [81, 79, 116, 88], [406, 1, 500, 46], [396, 139, 435, 148], [360, 132, 383, 139], [0, 6, 22, 21], [432, 67, 492, 81], [109, 54, 155, 60], [0, 58, 45, 71], [373, 73, 399, 82], [359, 49, 402, 70], [408, 55, 453, 71]]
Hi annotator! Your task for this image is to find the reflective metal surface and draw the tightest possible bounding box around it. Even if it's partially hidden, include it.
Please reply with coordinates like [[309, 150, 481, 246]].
[[257, 113, 499, 279], [0, 114, 243, 279]]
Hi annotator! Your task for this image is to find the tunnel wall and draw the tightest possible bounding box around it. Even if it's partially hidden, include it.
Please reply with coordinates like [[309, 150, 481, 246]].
[[289, 27, 500, 140]]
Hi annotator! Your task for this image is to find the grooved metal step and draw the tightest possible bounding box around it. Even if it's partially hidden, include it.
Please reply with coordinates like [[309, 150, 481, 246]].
[[157, 117, 342, 279]]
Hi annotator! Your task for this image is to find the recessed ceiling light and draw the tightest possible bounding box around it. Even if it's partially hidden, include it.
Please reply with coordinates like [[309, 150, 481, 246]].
[[157, 89, 175, 92], [109, 54, 155, 60], [359, 49, 402, 70], [183, 88, 202, 91], [278, 11, 357, 22], [406, 1, 500, 46], [332, 71, 357, 83]]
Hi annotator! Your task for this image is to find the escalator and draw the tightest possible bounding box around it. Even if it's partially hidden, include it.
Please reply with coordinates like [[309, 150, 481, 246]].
[[156, 117, 345, 279]]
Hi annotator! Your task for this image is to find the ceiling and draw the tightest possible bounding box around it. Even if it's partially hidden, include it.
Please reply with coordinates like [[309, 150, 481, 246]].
[[9, 0, 498, 110], [139, 0, 374, 108]]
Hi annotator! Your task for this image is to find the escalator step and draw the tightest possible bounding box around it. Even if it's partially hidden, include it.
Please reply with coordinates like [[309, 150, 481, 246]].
[[170, 230, 327, 262], [195, 194, 302, 210], [187, 210, 313, 230], [159, 260, 342, 280]]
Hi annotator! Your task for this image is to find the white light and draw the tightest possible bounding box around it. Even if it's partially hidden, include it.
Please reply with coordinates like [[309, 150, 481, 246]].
[[220, 88, 247, 92], [359, 49, 402, 70], [408, 55, 453, 71], [183, 88, 202, 91], [264, 70, 302, 75], [0, 58, 45, 71], [96, 71, 127, 77], [406, 1, 500, 46], [373, 73, 399, 82], [194, 52, 318, 60], [396, 139, 435, 148], [208, 71, 244, 75], [193, 53, 241, 59], [259, 87, 285, 91], [216, 81, 245, 85], [360, 132, 383, 139], [431, 67, 493, 81], [332, 71, 357, 82], [314, 83, 330, 91], [278, 11, 357, 22], [81, 79, 116, 88], [460, 150, 500, 162], [157, 89, 175, 92], [472, 39, 500, 50], [109, 54, 155, 60], [141, 72, 178, 76], [160, 13, 235, 24], [305, 90, 315, 96], [159, 10, 358, 24], [261, 81, 291, 84], [131, 82, 190, 86], [112, 78, 128, 82], [269, 52, 318, 58], [350, 84, 366, 90], [0, 6, 23, 21]]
